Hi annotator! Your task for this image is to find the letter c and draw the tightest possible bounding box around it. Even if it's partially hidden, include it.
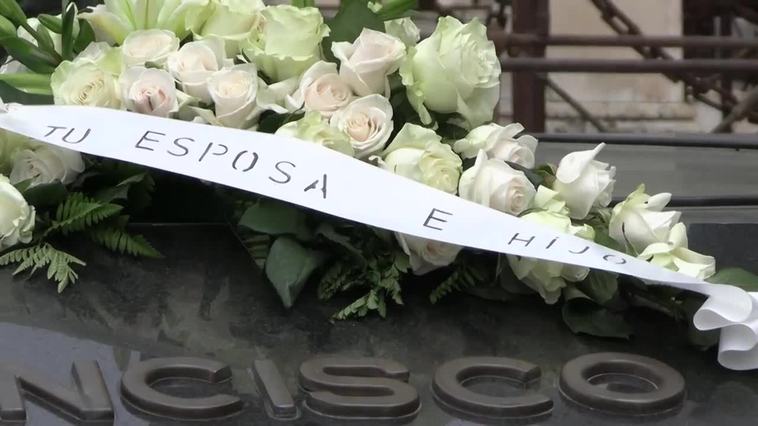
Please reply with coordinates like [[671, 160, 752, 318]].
[[120, 357, 243, 420]]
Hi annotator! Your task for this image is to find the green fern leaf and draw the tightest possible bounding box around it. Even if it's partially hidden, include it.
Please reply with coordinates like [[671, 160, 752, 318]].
[[0, 243, 86, 292], [87, 226, 162, 258], [49, 193, 122, 235]]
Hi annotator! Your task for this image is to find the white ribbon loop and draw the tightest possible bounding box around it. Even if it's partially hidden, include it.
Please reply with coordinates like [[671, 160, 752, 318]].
[[0, 104, 756, 370]]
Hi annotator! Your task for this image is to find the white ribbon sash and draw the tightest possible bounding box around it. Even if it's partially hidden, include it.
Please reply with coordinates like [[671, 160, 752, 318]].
[[1, 105, 757, 370]]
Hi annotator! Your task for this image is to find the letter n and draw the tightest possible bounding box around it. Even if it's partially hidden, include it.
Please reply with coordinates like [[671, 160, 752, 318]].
[[0, 361, 113, 422]]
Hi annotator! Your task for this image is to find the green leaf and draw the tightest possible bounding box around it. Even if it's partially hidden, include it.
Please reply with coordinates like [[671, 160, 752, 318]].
[[577, 270, 619, 305], [239, 200, 312, 240], [256, 111, 304, 134], [0, 80, 53, 104], [74, 19, 95, 53], [0, 15, 15, 37], [0, 36, 58, 73], [61, 3, 77, 60], [376, 0, 417, 20], [0, 0, 26, 25], [265, 237, 327, 308], [38, 14, 63, 33], [562, 287, 632, 339], [506, 161, 544, 188], [291, 0, 315, 7], [87, 225, 163, 259], [22, 182, 68, 208], [708, 267, 758, 292], [0, 243, 86, 292], [48, 193, 123, 236], [0, 72, 52, 95], [323, 0, 384, 61]]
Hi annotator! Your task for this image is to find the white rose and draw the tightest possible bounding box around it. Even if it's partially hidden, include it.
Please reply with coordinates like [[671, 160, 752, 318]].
[[638, 223, 716, 279], [208, 64, 259, 128], [507, 211, 595, 304], [395, 233, 461, 275], [330, 95, 393, 159], [609, 185, 681, 254], [275, 112, 354, 156], [453, 123, 538, 168], [0, 175, 35, 250], [9, 144, 84, 187], [241, 5, 329, 82], [287, 61, 353, 117], [552, 143, 616, 220], [120, 67, 179, 117], [458, 151, 536, 216], [51, 45, 122, 108], [380, 124, 462, 194], [80, 0, 212, 44], [121, 30, 180, 67], [400, 16, 500, 128], [331, 28, 405, 96], [167, 38, 233, 104], [385, 17, 420, 47], [193, 0, 265, 56]]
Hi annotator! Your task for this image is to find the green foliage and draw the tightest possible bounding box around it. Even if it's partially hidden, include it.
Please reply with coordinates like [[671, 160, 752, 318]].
[[38, 14, 63, 33], [708, 267, 758, 291], [265, 237, 327, 308], [0, 0, 26, 25], [21, 181, 68, 207], [0, 15, 15, 37], [0, 243, 86, 292], [61, 3, 77, 60], [430, 261, 487, 304], [322, 0, 384, 61], [324, 249, 406, 320], [257, 111, 304, 133], [0, 73, 52, 95], [238, 199, 312, 240], [562, 287, 632, 339], [0, 36, 58, 73], [375, 0, 418, 20], [0, 80, 53, 104], [291, 0, 316, 7], [49, 193, 123, 236], [87, 224, 162, 259]]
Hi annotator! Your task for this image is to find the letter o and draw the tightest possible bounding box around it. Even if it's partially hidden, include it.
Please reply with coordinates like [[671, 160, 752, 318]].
[[559, 352, 685, 416]]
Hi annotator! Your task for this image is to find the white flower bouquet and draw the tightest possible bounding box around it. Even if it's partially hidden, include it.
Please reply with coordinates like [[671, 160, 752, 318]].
[[0, 0, 753, 342]]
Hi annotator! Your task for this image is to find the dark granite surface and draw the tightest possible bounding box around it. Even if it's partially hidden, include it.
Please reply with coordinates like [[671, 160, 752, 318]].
[[0, 223, 757, 425]]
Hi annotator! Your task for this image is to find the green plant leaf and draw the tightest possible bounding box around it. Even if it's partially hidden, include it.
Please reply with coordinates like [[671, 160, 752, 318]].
[[506, 161, 544, 188], [0, 15, 15, 37], [708, 267, 758, 292], [0, 0, 26, 25], [0, 243, 86, 292], [256, 111, 304, 134], [239, 200, 312, 240], [87, 225, 163, 259], [577, 270, 619, 305], [323, 0, 384, 61], [376, 0, 417, 20], [61, 3, 77, 60], [265, 237, 327, 308], [38, 14, 63, 33], [562, 287, 631, 339], [74, 19, 94, 53], [0, 72, 52, 95], [0, 80, 53, 104], [22, 182, 68, 207], [291, 0, 315, 7], [0, 36, 58, 73]]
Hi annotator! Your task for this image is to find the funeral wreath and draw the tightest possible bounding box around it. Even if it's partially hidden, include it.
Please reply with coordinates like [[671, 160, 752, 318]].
[[0, 0, 755, 353]]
